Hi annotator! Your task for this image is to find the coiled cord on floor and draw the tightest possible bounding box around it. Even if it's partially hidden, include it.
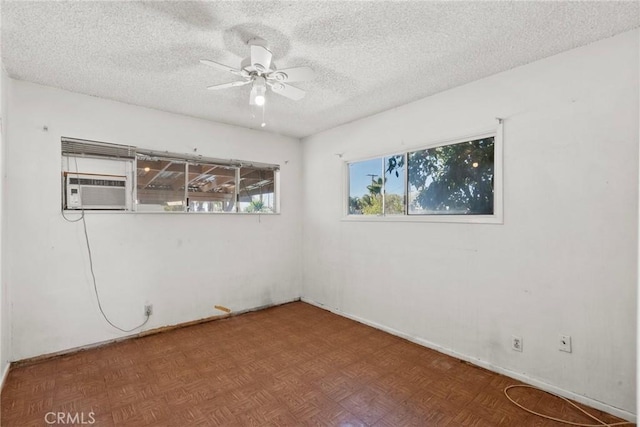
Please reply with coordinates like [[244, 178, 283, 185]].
[[504, 385, 633, 427]]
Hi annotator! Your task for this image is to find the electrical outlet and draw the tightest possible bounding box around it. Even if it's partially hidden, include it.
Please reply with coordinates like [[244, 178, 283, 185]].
[[559, 334, 572, 353], [145, 304, 153, 316], [511, 336, 523, 352]]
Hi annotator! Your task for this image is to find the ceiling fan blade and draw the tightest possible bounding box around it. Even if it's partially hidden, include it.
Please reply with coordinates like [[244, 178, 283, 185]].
[[269, 82, 306, 101], [200, 59, 242, 76], [250, 45, 273, 73], [268, 67, 315, 83], [207, 80, 251, 90]]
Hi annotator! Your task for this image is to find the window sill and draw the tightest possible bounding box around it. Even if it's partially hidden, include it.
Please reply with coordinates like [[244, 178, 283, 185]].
[[63, 210, 280, 216], [341, 214, 502, 224]]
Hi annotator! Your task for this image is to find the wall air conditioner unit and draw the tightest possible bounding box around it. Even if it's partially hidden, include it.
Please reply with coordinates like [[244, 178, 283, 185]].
[[64, 173, 127, 210]]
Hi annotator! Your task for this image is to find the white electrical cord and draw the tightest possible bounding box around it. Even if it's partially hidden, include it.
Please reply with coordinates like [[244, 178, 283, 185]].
[[62, 157, 149, 333], [504, 385, 633, 427]]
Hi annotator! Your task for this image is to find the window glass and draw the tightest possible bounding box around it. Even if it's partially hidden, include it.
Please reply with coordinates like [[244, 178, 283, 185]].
[[348, 158, 383, 215], [187, 163, 236, 212], [238, 167, 275, 213], [136, 158, 186, 212], [407, 137, 494, 215]]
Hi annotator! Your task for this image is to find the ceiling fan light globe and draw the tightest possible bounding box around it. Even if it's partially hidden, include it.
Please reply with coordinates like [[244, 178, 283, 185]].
[[255, 95, 266, 106]]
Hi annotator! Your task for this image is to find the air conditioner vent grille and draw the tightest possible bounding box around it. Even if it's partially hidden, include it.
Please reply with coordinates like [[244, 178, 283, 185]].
[[80, 186, 126, 208], [69, 177, 126, 187]]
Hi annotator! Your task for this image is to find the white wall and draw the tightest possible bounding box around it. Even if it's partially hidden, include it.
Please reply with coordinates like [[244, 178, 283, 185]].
[[5, 79, 302, 360], [302, 29, 638, 415], [0, 64, 9, 382]]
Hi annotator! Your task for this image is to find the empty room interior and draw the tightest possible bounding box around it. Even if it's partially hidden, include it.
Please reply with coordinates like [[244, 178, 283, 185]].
[[0, 1, 638, 426]]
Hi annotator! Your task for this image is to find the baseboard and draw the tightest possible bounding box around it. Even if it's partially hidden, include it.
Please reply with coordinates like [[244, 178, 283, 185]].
[[13, 297, 301, 368], [0, 361, 10, 393], [301, 297, 636, 423]]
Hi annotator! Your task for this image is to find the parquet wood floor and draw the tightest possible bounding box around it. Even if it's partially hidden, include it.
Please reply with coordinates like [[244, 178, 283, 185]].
[[0, 302, 632, 426]]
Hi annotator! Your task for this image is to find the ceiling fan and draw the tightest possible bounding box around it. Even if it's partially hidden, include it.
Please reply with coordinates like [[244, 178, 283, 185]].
[[200, 38, 314, 107]]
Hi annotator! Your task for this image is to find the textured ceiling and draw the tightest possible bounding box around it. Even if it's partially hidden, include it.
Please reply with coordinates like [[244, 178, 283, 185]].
[[2, 1, 639, 138]]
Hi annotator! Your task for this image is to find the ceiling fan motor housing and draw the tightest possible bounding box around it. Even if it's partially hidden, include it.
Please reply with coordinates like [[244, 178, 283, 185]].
[[241, 57, 276, 75]]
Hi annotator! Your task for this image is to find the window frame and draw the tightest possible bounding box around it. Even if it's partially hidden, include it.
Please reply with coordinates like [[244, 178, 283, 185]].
[[61, 137, 280, 215], [343, 126, 503, 224]]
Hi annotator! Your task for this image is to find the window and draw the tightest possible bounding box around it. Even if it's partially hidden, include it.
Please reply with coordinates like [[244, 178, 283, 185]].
[[347, 134, 499, 221], [238, 166, 275, 213], [136, 157, 187, 212], [187, 163, 236, 212], [349, 158, 385, 215], [407, 137, 494, 215], [61, 137, 279, 214], [348, 155, 406, 216]]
